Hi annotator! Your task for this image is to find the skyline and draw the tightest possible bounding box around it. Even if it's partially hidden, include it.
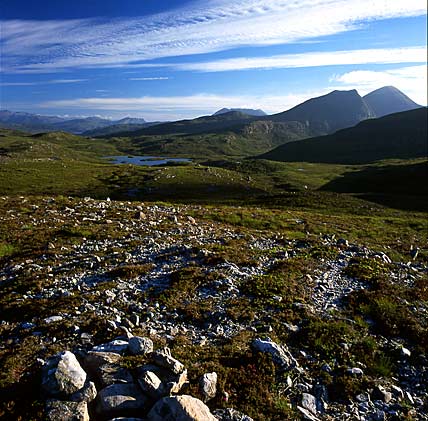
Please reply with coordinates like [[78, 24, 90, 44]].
[[0, 0, 427, 121]]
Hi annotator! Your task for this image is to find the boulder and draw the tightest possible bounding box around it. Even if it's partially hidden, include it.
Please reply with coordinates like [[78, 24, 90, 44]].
[[97, 364, 134, 388], [70, 380, 97, 403], [137, 370, 165, 400], [199, 372, 217, 401], [82, 351, 122, 375], [128, 336, 153, 355], [151, 347, 185, 375], [95, 384, 148, 419], [136, 364, 187, 394], [46, 400, 89, 421], [147, 395, 217, 421], [42, 351, 87, 397], [252, 338, 298, 371]]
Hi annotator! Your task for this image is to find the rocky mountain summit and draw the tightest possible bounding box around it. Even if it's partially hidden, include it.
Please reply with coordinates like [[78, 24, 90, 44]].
[[0, 196, 427, 420]]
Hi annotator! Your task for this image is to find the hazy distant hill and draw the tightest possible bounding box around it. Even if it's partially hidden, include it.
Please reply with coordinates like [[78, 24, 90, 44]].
[[258, 108, 428, 164], [213, 108, 266, 117], [83, 122, 160, 137], [268, 89, 375, 134], [0, 110, 148, 134], [363, 86, 421, 117]]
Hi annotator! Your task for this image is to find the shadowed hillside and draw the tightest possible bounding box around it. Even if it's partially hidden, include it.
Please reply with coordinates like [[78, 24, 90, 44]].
[[258, 108, 428, 164]]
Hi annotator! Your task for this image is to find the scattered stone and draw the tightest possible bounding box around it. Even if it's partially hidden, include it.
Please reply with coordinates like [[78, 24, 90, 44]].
[[44, 315, 63, 324], [45, 400, 89, 421], [301, 393, 318, 415], [371, 385, 392, 403], [128, 336, 153, 355], [199, 372, 217, 401], [346, 367, 364, 376], [401, 347, 411, 358], [42, 351, 87, 397], [147, 395, 217, 421], [297, 405, 320, 421], [252, 338, 298, 370], [92, 340, 129, 355], [213, 408, 254, 421]]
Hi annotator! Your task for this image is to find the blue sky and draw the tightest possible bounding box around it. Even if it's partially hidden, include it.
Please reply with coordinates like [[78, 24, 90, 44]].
[[0, 0, 427, 120]]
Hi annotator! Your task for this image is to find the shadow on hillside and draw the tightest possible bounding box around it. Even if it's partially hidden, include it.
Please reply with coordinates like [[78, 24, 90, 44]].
[[320, 161, 428, 211]]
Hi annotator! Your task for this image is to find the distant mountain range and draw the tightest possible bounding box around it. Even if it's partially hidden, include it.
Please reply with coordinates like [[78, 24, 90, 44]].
[[213, 108, 267, 117], [0, 110, 147, 134], [0, 87, 422, 145], [102, 86, 421, 139], [257, 108, 428, 164]]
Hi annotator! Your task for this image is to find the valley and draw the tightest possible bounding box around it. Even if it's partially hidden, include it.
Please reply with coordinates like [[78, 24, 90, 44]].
[[0, 86, 427, 421]]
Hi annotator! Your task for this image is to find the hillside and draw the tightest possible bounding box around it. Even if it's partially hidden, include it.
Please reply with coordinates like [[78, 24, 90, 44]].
[[364, 86, 421, 117], [112, 111, 257, 137], [258, 108, 428, 164]]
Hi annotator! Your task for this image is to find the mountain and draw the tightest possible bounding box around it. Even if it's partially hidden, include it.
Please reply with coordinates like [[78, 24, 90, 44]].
[[268, 89, 375, 134], [363, 86, 421, 117], [0, 110, 148, 134], [115, 117, 147, 125], [257, 108, 428, 164], [0, 110, 69, 132], [213, 108, 267, 117]]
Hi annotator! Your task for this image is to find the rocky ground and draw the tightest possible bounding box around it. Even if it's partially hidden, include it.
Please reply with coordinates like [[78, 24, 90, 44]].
[[0, 196, 427, 420]]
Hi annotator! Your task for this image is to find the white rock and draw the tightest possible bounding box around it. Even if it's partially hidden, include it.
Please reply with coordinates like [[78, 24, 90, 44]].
[[147, 395, 217, 421], [252, 338, 298, 370], [92, 340, 129, 355], [42, 351, 87, 397], [199, 372, 217, 402]]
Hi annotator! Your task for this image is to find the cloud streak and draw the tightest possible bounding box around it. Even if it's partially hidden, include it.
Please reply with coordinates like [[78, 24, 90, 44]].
[[1, 0, 425, 73], [0, 79, 88, 86], [177, 47, 427, 72]]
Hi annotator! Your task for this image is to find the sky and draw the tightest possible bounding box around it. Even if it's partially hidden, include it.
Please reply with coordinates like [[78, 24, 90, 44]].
[[0, 0, 427, 121]]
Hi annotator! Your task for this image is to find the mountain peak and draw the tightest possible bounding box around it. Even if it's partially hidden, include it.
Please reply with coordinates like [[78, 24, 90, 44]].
[[364, 86, 421, 117], [270, 89, 373, 133]]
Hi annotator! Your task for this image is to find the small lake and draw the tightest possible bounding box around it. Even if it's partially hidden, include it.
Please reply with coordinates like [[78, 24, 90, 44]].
[[105, 155, 191, 166]]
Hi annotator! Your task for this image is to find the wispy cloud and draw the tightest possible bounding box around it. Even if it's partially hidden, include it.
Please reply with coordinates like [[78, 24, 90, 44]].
[[39, 90, 333, 120], [1, 0, 425, 73], [331, 65, 427, 105], [177, 47, 426, 72], [0, 79, 87, 86], [128, 77, 170, 81]]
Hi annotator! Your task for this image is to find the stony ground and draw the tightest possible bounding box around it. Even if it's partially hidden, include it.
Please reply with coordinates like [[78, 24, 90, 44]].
[[0, 196, 427, 420]]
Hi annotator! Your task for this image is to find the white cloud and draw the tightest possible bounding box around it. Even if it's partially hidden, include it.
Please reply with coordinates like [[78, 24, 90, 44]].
[[178, 47, 426, 72], [128, 77, 170, 81], [1, 0, 425, 73], [0, 79, 87, 86], [331, 65, 427, 105]]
